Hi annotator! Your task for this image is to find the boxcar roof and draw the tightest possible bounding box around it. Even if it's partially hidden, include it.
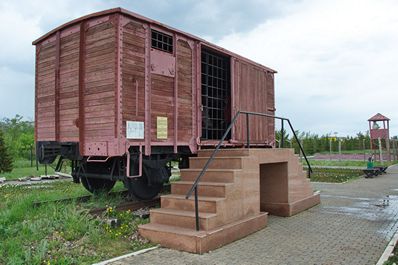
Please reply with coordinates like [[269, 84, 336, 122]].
[[32, 7, 277, 73]]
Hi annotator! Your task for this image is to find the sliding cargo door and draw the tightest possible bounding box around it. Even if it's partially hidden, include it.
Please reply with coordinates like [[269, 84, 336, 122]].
[[201, 48, 231, 140]]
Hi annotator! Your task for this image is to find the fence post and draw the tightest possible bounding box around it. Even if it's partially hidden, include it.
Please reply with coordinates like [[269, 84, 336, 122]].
[[30, 145, 33, 167], [378, 137, 383, 164], [338, 139, 341, 161], [363, 139, 366, 161], [281, 119, 284, 148]]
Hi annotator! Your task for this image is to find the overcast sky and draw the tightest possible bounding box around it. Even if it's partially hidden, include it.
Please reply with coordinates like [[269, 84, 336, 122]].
[[1, 0, 397, 136]]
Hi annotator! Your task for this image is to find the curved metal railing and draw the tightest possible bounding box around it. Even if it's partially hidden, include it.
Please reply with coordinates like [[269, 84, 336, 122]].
[[185, 110, 312, 231]]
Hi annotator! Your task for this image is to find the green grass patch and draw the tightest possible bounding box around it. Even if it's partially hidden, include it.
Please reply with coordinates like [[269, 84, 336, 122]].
[[0, 164, 55, 180], [308, 167, 364, 183], [384, 243, 398, 265], [0, 159, 58, 180], [308, 159, 397, 167], [0, 181, 153, 264], [317, 149, 373, 155]]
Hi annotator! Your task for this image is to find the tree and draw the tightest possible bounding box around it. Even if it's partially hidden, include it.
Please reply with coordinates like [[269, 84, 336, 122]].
[[0, 129, 13, 173], [275, 128, 290, 147], [0, 115, 34, 159]]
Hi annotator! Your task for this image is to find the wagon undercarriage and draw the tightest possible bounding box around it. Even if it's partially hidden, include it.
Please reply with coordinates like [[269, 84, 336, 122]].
[[37, 140, 184, 199]]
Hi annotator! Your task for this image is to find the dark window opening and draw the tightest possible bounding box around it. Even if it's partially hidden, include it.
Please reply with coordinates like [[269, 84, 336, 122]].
[[201, 48, 231, 140], [151, 29, 173, 53]]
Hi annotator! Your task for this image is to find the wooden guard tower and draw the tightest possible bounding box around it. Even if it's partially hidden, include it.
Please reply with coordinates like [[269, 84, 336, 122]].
[[368, 113, 390, 160]]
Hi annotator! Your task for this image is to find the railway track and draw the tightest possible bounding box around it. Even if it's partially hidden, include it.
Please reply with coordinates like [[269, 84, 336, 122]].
[[32, 190, 129, 207], [88, 197, 160, 217], [32, 184, 171, 217]]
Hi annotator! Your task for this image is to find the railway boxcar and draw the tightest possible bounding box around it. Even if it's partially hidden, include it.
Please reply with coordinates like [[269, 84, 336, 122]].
[[33, 8, 277, 199]]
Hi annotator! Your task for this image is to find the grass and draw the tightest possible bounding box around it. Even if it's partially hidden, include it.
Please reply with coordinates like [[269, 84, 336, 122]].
[[0, 159, 56, 180], [317, 149, 372, 155], [0, 177, 153, 264], [306, 159, 397, 182], [384, 244, 398, 265], [308, 167, 364, 183], [308, 159, 397, 167]]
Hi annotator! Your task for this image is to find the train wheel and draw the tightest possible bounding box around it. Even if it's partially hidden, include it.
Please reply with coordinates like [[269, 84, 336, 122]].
[[81, 177, 116, 194], [126, 176, 163, 200]]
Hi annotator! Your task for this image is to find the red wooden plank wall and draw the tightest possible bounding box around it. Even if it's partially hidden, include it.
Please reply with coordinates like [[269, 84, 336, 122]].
[[36, 41, 56, 140], [176, 39, 193, 143], [36, 16, 117, 146], [83, 20, 116, 141], [121, 19, 146, 133], [233, 60, 275, 145], [59, 30, 80, 141], [150, 74, 174, 142]]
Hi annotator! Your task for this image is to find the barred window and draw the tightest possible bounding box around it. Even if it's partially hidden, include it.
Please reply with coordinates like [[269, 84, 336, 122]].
[[151, 29, 173, 53]]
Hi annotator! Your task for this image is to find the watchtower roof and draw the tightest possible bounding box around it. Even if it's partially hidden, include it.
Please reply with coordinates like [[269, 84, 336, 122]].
[[368, 113, 390, 121]]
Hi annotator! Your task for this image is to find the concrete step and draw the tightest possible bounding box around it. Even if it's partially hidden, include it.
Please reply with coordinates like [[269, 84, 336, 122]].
[[138, 223, 201, 253], [161, 194, 224, 213], [197, 148, 250, 157], [189, 156, 244, 169], [139, 212, 268, 254], [171, 181, 234, 198], [180, 168, 239, 183], [150, 208, 219, 231]]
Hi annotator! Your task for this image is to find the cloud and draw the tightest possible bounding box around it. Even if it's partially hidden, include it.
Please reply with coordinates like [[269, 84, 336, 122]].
[[217, 0, 398, 136], [0, 66, 34, 120], [107, 0, 293, 39], [0, 0, 284, 120], [1, 0, 398, 136]]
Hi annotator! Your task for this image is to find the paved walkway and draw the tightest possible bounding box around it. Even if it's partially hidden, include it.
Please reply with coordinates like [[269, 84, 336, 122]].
[[112, 166, 398, 265]]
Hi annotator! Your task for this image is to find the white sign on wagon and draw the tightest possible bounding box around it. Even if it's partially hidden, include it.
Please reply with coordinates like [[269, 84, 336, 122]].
[[126, 121, 144, 139]]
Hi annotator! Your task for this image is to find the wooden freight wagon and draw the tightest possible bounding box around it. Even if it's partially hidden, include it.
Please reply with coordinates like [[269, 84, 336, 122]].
[[33, 8, 277, 198]]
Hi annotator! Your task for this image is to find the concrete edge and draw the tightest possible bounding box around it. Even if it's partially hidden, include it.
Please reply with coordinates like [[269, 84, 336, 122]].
[[290, 192, 321, 216], [260, 191, 320, 217], [311, 181, 345, 185], [376, 230, 398, 265], [92, 246, 159, 265]]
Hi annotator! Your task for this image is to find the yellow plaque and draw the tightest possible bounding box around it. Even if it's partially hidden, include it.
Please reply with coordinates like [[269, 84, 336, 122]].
[[157, 116, 168, 139]]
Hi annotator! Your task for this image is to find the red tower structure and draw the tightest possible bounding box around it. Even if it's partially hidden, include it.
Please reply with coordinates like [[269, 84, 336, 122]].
[[368, 113, 390, 161]]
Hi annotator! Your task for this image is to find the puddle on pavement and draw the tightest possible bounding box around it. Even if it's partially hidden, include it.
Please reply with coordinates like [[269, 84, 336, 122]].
[[321, 194, 372, 201], [322, 196, 398, 223]]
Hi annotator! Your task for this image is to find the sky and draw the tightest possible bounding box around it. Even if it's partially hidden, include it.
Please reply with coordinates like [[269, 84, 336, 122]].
[[0, 0, 397, 137]]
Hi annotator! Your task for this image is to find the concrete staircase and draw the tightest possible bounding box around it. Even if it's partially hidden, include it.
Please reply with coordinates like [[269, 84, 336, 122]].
[[139, 148, 319, 254]]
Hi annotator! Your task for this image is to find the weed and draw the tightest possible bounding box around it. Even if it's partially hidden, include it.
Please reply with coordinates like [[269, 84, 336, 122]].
[[0, 181, 153, 264]]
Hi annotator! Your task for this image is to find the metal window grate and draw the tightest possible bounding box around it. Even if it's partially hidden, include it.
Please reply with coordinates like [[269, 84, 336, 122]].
[[201, 48, 230, 140], [151, 29, 173, 53]]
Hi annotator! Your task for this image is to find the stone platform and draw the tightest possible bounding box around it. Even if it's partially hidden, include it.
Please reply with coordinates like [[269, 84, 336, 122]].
[[113, 165, 398, 265], [139, 148, 319, 254]]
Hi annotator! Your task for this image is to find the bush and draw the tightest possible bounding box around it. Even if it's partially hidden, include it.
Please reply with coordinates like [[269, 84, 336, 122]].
[[0, 129, 13, 173]]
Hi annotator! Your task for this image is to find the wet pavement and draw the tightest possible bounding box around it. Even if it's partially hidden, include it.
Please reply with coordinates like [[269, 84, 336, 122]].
[[111, 165, 398, 265]]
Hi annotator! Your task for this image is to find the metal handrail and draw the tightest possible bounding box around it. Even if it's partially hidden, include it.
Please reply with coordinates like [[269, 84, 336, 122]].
[[185, 110, 313, 231]]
